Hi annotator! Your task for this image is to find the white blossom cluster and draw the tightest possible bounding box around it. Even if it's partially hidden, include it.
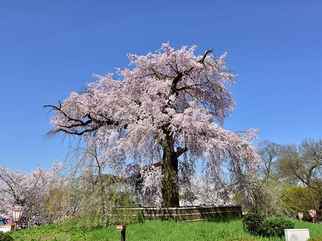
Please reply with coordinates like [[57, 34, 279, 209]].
[[140, 164, 162, 207]]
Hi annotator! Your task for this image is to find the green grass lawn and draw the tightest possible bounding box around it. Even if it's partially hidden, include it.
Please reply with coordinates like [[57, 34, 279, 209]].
[[10, 219, 322, 241]]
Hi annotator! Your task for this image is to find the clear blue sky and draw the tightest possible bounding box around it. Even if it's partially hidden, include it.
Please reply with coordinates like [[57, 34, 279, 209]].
[[1, 1, 321, 171]]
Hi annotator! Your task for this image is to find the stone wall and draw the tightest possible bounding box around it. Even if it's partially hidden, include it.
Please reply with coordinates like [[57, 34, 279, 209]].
[[116, 206, 242, 221]]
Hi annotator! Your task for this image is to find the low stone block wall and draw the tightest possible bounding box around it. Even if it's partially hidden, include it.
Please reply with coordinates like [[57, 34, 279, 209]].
[[115, 206, 242, 221]]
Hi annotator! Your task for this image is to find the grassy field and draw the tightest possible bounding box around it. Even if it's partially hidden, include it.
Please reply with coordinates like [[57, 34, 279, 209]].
[[10, 219, 322, 241]]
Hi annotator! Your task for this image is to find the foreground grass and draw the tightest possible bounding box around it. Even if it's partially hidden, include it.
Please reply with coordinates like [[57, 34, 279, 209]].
[[11, 219, 322, 241]]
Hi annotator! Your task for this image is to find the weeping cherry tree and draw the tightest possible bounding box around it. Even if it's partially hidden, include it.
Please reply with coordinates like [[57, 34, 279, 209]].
[[46, 43, 259, 207]]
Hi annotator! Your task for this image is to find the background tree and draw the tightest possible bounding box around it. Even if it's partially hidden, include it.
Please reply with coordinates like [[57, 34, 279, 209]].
[[277, 139, 322, 191], [281, 186, 320, 215], [238, 141, 284, 215], [46, 43, 259, 207], [257, 141, 280, 180], [276, 139, 322, 214], [0, 164, 64, 226]]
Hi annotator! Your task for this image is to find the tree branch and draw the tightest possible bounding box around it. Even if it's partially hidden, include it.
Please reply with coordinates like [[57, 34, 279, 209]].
[[198, 49, 213, 64], [44, 104, 122, 136], [176, 146, 188, 157]]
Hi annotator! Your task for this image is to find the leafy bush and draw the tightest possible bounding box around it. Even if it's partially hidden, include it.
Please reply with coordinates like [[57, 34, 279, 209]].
[[0, 232, 14, 241], [260, 217, 294, 237], [281, 186, 320, 214], [242, 213, 264, 235], [243, 213, 294, 237]]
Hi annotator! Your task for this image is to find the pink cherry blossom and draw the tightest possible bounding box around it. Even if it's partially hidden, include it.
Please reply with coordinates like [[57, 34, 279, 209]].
[[47, 43, 259, 206]]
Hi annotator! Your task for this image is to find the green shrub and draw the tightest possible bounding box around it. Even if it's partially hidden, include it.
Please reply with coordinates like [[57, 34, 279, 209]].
[[242, 213, 264, 235], [0, 232, 14, 241], [260, 217, 294, 237], [309, 239, 322, 241], [243, 214, 294, 237]]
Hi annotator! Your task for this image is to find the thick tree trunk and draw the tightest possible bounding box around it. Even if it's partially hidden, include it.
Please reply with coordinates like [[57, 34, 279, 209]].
[[161, 132, 180, 207]]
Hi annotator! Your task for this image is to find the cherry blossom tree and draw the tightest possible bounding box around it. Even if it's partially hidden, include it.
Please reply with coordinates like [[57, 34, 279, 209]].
[[46, 43, 259, 207], [0, 164, 64, 225]]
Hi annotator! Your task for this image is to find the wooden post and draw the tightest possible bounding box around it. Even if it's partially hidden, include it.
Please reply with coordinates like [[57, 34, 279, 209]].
[[121, 225, 126, 241], [116, 224, 126, 241], [11, 223, 16, 231]]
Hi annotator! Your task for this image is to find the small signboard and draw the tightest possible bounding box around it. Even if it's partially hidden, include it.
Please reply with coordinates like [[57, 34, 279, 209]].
[[285, 229, 310, 241]]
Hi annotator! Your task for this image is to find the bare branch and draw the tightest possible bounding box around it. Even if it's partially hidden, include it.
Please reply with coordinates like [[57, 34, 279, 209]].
[[176, 146, 188, 157], [44, 104, 122, 136], [198, 49, 213, 64]]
